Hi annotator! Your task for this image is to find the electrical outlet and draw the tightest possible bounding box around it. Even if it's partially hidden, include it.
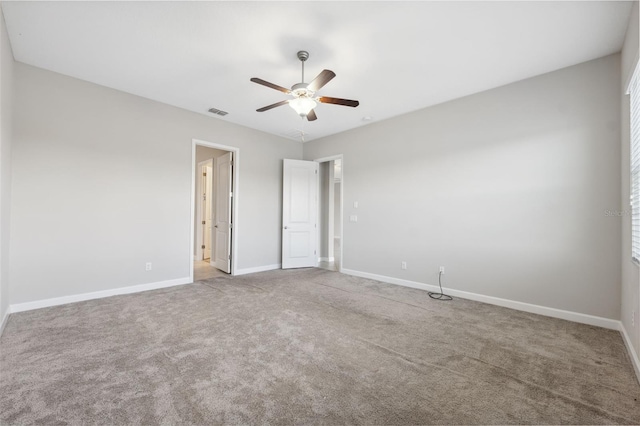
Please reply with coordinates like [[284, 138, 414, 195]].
[[439, 266, 445, 274], [349, 215, 358, 222], [145, 262, 152, 271], [401, 261, 407, 270]]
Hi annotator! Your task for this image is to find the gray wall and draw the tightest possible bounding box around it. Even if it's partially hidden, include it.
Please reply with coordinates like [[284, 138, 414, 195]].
[[11, 63, 302, 304], [0, 6, 13, 322], [304, 54, 622, 320], [621, 1, 639, 356], [195, 146, 227, 167]]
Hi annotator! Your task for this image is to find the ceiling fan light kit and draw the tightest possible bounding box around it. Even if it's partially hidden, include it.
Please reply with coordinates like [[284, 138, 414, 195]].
[[250, 50, 359, 122], [290, 97, 317, 117]]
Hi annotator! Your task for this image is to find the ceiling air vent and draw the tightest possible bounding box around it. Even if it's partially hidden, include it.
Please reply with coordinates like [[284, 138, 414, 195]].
[[208, 107, 228, 116], [282, 129, 309, 142]]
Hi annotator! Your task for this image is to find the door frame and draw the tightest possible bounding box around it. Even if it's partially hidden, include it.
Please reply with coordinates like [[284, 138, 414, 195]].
[[314, 154, 344, 273], [195, 159, 213, 262], [190, 139, 240, 280]]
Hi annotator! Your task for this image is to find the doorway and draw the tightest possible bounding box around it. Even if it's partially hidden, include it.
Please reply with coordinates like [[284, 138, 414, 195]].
[[317, 156, 343, 272], [191, 140, 239, 281]]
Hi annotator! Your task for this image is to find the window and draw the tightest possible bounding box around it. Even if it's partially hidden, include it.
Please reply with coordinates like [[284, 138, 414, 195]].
[[630, 65, 640, 263]]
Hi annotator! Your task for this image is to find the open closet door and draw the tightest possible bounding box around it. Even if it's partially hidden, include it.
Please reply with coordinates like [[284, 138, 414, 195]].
[[204, 164, 213, 260], [214, 152, 233, 273], [282, 159, 318, 269]]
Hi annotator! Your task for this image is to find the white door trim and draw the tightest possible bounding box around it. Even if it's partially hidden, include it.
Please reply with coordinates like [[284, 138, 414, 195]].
[[314, 154, 344, 273], [195, 159, 213, 261], [190, 139, 240, 281]]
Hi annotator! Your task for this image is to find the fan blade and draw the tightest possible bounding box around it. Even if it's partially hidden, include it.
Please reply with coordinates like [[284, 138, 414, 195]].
[[306, 109, 318, 121], [256, 100, 290, 112], [318, 96, 359, 107], [307, 70, 336, 92], [250, 78, 291, 94]]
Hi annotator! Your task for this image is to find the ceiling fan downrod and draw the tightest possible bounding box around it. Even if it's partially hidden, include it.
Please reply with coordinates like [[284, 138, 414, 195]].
[[297, 50, 309, 83]]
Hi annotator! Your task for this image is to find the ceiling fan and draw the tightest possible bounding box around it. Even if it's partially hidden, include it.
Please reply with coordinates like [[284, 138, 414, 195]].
[[250, 50, 359, 121]]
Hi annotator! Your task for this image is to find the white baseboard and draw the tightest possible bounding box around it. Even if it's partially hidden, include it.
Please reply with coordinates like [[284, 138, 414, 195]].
[[0, 309, 9, 337], [341, 268, 619, 330], [7, 263, 284, 313], [9, 277, 192, 313], [319, 257, 335, 262], [619, 322, 640, 384], [235, 264, 281, 276]]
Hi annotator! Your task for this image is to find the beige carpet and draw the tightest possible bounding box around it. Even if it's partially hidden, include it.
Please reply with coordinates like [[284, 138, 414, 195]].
[[1, 268, 639, 424]]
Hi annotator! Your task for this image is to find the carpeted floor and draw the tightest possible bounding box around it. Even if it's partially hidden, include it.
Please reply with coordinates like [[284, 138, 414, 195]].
[[1, 268, 639, 424]]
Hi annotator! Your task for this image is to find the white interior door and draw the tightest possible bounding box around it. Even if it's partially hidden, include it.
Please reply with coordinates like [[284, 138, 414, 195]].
[[282, 159, 318, 269], [204, 165, 213, 260], [214, 152, 232, 273]]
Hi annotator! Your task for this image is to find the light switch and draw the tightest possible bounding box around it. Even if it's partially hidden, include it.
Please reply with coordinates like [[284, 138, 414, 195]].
[[350, 215, 358, 222], [354, 201, 359, 208]]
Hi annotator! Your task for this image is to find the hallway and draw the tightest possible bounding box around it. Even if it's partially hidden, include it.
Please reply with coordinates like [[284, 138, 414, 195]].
[[194, 260, 227, 281]]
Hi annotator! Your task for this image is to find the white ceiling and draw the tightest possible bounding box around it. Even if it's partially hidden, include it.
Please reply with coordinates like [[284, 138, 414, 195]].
[[1, 1, 633, 142]]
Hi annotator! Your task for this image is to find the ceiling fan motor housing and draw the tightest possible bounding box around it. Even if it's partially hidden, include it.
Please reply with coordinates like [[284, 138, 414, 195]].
[[291, 83, 314, 98]]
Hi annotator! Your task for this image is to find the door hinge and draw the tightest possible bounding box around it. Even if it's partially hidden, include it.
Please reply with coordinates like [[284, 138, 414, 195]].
[[230, 161, 234, 167], [201, 245, 205, 249], [203, 172, 207, 177], [230, 223, 233, 229], [202, 221, 206, 225], [228, 255, 231, 260], [314, 250, 317, 255], [315, 169, 318, 174]]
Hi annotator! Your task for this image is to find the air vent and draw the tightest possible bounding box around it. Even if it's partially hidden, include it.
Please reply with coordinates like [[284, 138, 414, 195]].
[[208, 107, 228, 116], [282, 128, 309, 142]]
